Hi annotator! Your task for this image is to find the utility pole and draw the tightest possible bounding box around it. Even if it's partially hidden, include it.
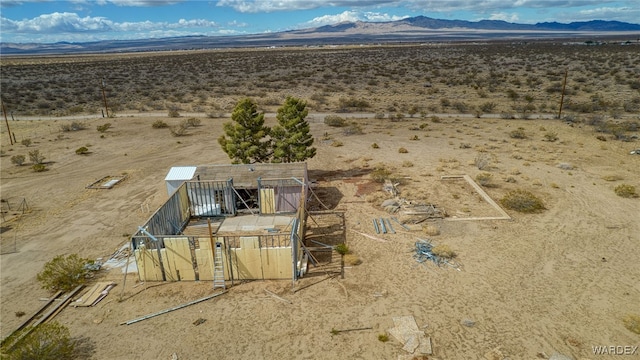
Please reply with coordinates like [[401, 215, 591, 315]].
[[557, 69, 568, 119], [100, 78, 109, 118], [1, 98, 13, 145]]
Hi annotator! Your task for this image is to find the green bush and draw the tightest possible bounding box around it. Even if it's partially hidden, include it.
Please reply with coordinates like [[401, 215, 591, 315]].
[[152, 120, 168, 128], [28, 149, 45, 164], [96, 123, 111, 133], [32, 163, 47, 172], [75, 147, 89, 155], [324, 115, 346, 127], [37, 254, 91, 292], [371, 143, 379, 149], [3, 322, 76, 360], [11, 155, 26, 166], [475, 172, 493, 186], [509, 128, 527, 139], [614, 184, 638, 198], [185, 117, 201, 127], [500, 189, 545, 213], [370, 165, 392, 183], [60, 121, 85, 132]]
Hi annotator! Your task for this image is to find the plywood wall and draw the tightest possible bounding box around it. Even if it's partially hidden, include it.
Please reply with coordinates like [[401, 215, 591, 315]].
[[136, 236, 293, 281]]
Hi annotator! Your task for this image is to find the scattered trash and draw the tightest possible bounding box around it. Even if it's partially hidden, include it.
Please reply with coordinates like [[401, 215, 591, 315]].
[[414, 239, 461, 271], [192, 318, 206, 326], [630, 149, 640, 155]]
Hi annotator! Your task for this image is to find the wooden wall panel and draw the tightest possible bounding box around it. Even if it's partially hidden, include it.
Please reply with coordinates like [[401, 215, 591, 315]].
[[196, 238, 214, 281], [164, 238, 196, 281], [259, 189, 275, 214], [134, 248, 164, 281]]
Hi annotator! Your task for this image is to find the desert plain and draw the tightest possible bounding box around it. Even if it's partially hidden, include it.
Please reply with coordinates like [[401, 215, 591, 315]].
[[1, 42, 639, 359]]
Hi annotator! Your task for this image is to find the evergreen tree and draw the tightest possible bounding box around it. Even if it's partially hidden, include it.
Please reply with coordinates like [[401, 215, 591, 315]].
[[271, 96, 316, 163], [218, 98, 271, 164]]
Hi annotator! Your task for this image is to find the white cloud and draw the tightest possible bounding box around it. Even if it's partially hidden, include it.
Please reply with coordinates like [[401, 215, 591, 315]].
[[216, 0, 395, 13], [1, 12, 218, 36], [306, 10, 408, 27], [105, 0, 184, 6], [488, 12, 520, 22]]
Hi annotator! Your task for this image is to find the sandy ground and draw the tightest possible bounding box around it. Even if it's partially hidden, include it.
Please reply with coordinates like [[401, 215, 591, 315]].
[[1, 113, 639, 359]]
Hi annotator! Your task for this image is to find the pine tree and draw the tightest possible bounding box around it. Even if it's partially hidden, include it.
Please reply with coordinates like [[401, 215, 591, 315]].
[[218, 98, 271, 164], [271, 96, 316, 163]]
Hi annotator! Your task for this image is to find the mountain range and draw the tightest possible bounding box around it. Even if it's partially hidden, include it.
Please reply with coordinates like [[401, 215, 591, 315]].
[[2, 16, 639, 55]]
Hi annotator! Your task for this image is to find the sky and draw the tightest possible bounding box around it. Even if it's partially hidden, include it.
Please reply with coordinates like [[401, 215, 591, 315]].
[[1, 0, 639, 43]]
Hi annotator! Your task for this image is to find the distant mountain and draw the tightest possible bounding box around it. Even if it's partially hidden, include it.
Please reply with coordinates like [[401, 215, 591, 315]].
[[2, 16, 639, 55]]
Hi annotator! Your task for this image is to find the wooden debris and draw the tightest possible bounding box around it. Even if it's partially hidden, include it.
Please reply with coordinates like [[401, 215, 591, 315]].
[[74, 282, 115, 307], [330, 326, 373, 335]]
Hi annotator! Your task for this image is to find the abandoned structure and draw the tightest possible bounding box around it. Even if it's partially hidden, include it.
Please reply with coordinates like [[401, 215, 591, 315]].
[[131, 163, 309, 286]]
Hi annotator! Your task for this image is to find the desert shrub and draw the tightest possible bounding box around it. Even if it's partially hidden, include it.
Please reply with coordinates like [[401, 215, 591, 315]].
[[4, 322, 76, 360], [343, 123, 363, 135], [422, 224, 440, 236], [500, 189, 546, 213], [614, 184, 638, 198], [509, 127, 527, 139], [152, 120, 168, 128], [96, 123, 111, 133], [475, 153, 491, 170], [169, 124, 187, 137], [330, 140, 343, 147], [37, 254, 91, 292], [431, 244, 456, 259], [185, 117, 201, 127], [378, 333, 389, 342], [401, 161, 414, 167], [398, 147, 408, 153], [543, 131, 558, 142], [475, 172, 493, 186], [32, 163, 47, 172], [623, 314, 640, 334], [167, 107, 180, 118], [371, 165, 392, 183], [480, 101, 497, 113], [371, 143, 379, 149], [28, 149, 45, 164], [21, 138, 32, 147], [60, 121, 85, 132], [75, 147, 89, 155], [409, 135, 419, 141], [338, 97, 370, 110], [11, 155, 26, 166], [324, 115, 346, 127]]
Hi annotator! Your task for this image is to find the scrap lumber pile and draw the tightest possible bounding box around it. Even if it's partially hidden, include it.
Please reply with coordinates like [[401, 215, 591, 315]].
[[73, 282, 115, 307], [381, 198, 445, 220]]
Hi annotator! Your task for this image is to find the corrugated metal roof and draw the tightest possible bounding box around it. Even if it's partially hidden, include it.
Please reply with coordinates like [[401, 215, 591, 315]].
[[164, 166, 197, 181]]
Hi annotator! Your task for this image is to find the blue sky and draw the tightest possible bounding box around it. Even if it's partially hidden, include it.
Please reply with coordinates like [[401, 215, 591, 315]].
[[1, 0, 639, 43]]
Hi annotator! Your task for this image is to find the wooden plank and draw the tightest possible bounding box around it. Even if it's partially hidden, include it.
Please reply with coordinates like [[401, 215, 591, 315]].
[[73, 282, 115, 307], [260, 188, 275, 214], [441, 175, 511, 221], [195, 239, 214, 281]]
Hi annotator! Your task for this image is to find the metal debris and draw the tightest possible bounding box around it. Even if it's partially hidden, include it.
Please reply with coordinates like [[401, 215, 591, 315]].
[[413, 239, 461, 270]]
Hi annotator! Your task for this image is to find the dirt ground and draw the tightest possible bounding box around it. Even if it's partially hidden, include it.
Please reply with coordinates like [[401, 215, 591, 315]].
[[1, 112, 639, 359]]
